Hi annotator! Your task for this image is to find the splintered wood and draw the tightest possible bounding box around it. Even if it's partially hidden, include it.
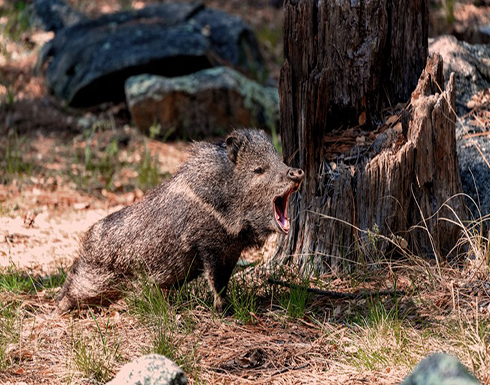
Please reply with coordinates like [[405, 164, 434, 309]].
[[278, 53, 466, 272]]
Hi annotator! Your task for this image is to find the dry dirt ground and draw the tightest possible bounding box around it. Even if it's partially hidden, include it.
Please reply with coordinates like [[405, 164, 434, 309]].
[[1, 1, 490, 384]]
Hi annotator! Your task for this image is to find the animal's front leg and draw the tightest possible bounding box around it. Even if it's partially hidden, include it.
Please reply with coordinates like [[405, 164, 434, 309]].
[[202, 258, 235, 313]]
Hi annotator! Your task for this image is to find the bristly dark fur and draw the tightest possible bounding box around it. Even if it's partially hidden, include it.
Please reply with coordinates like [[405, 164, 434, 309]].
[[57, 129, 304, 312]]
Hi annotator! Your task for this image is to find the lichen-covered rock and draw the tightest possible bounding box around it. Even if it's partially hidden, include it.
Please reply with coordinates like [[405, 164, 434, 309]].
[[125, 67, 279, 139], [456, 114, 490, 221], [402, 353, 481, 385], [429, 36, 490, 220], [429, 35, 490, 114], [36, 2, 266, 107], [107, 354, 187, 385]]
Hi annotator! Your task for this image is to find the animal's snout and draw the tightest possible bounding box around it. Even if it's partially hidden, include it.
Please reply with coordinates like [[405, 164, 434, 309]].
[[287, 168, 304, 183]]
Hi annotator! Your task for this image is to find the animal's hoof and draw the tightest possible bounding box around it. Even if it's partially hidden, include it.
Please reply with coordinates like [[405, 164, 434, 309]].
[[57, 297, 73, 314]]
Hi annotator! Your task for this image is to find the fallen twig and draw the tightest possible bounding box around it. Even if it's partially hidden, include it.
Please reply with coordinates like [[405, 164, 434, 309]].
[[267, 278, 406, 299]]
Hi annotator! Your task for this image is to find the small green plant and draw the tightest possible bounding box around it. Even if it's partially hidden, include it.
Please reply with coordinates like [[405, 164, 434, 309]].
[[69, 124, 123, 192], [456, 312, 490, 375], [354, 224, 384, 273], [366, 223, 381, 262], [128, 276, 171, 322], [278, 278, 311, 319], [137, 148, 162, 190], [0, 300, 21, 371], [270, 125, 282, 156], [120, 0, 134, 10], [1, 1, 31, 41], [0, 266, 36, 294], [351, 276, 402, 329], [70, 310, 122, 383], [82, 137, 119, 190], [0, 131, 34, 184], [362, 296, 401, 330], [345, 289, 411, 371], [38, 267, 67, 290], [443, 0, 456, 24], [127, 274, 200, 376], [0, 266, 66, 295], [136, 123, 165, 190], [100, 138, 119, 189], [256, 26, 282, 51], [2, 83, 16, 108], [227, 275, 259, 325], [150, 314, 199, 376], [148, 123, 162, 140]]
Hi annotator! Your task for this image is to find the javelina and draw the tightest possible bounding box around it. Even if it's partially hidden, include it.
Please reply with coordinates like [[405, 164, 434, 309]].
[[57, 129, 304, 312]]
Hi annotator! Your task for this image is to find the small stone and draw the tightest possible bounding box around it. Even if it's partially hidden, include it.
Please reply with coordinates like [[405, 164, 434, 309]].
[[108, 354, 188, 385], [402, 353, 481, 385]]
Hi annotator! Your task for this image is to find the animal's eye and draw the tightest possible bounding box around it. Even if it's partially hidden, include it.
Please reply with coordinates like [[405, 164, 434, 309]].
[[253, 167, 264, 174]]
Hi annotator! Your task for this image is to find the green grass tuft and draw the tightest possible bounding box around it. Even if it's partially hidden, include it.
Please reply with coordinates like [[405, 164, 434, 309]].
[[126, 275, 201, 377], [0, 267, 36, 294], [137, 147, 162, 190], [227, 274, 259, 325], [0, 300, 21, 371], [443, 0, 456, 24], [69, 311, 123, 383], [276, 276, 312, 319], [0, 266, 66, 295], [136, 123, 166, 190], [69, 131, 121, 193], [0, 1, 31, 42], [0, 131, 34, 184]]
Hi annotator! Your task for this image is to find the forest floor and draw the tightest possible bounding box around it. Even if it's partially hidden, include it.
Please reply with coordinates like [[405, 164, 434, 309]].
[[1, 0, 490, 384]]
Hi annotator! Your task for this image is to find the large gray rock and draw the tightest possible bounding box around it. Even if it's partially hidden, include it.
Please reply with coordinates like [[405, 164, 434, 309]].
[[107, 354, 187, 385], [456, 115, 490, 221], [402, 353, 480, 385], [429, 35, 490, 220], [125, 67, 279, 139], [36, 2, 266, 107]]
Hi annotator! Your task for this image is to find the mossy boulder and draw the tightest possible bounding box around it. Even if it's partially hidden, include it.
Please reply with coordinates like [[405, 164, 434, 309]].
[[125, 67, 279, 139]]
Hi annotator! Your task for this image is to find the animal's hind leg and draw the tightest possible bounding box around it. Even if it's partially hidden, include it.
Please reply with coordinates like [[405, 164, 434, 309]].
[[57, 259, 119, 312]]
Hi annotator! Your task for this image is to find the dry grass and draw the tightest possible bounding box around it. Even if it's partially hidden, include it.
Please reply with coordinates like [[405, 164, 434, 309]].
[[0, 122, 488, 384], [0, 232, 489, 384]]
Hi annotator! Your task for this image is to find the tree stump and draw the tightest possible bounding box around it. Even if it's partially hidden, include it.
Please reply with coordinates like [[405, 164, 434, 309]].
[[276, 0, 465, 272]]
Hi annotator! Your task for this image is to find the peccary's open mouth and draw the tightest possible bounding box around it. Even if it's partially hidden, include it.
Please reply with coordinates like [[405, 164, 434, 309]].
[[273, 183, 301, 234]]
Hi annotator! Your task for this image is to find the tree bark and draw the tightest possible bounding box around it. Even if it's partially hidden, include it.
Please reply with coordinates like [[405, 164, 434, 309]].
[[277, 0, 465, 272]]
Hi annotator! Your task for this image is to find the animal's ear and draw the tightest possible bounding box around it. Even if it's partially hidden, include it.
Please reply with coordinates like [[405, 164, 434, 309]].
[[225, 131, 245, 164]]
